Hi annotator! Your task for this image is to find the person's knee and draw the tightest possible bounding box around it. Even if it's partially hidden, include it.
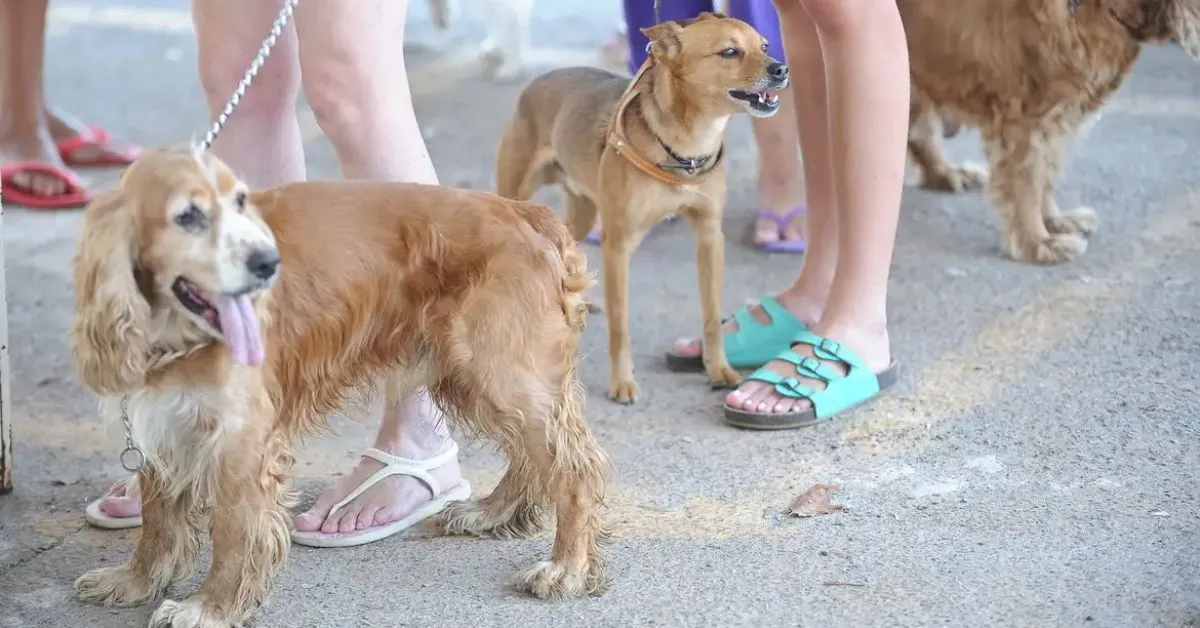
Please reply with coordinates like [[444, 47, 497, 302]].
[[197, 48, 299, 119], [300, 58, 371, 150], [796, 0, 874, 36]]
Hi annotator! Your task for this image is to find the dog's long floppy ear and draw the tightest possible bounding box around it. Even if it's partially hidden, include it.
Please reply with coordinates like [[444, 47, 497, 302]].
[[1173, 0, 1200, 59], [70, 189, 152, 396]]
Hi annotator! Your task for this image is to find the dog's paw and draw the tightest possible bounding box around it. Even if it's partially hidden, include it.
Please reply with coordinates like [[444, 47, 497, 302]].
[[515, 560, 596, 599], [1003, 232, 1088, 265], [608, 378, 640, 405], [1045, 207, 1098, 236], [441, 499, 546, 540], [584, 300, 603, 314], [74, 565, 164, 607], [479, 43, 522, 81], [919, 162, 988, 193], [149, 598, 231, 628], [706, 363, 743, 390], [488, 58, 523, 82]]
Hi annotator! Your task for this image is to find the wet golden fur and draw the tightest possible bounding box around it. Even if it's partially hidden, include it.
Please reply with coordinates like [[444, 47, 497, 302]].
[[903, 0, 1200, 264], [494, 12, 787, 403], [69, 147, 613, 627]]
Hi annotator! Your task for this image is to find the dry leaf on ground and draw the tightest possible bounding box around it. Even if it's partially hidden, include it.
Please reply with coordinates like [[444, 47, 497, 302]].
[[787, 483, 845, 518]]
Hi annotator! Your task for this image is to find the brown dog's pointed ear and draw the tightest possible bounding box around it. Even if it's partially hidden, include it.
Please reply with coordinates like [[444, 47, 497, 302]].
[[70, 189, 152, 396], [640, 20, 685, 57]]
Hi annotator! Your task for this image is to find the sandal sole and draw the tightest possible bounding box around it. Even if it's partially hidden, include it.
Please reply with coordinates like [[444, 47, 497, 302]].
[[723, 361, 902, 430]]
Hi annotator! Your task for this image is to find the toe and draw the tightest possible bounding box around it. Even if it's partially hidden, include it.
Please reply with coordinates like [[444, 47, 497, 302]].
[[357, 506, 384, 531], [292, 511, 323, 532], [753, 218, 781, 245], [329, 506, 362, 534], [672, 337, 702, 357], [99, 494, 141, 518], [725, 380, 763, 409]]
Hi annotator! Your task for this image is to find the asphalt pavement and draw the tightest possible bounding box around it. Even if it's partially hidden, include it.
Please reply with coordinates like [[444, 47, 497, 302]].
[[1, 2, 1198, 627]]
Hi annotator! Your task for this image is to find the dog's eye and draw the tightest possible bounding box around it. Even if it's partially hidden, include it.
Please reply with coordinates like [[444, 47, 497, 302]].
[[235, 191, 248, 212], [174, 203, 205, 230], [761, 42, 769, 53], [719, 47, 741, 59]]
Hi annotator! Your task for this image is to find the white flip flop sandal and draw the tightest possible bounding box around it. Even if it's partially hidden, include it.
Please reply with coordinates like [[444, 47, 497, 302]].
[[290, 442, 471, 548], [85, 476, 144, 530]]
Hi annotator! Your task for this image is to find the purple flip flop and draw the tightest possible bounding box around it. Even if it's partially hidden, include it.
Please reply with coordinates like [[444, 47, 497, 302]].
[[754, 206, 807, 253]]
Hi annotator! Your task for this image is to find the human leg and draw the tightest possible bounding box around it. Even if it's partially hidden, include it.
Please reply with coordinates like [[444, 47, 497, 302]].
[[724, 0, 908, 422], [728, 0, 807, 251], [667, 0, 837, 365], [288, 0, 464, 543], [192, 0, 306, 186], [0, 0, 87, 205]]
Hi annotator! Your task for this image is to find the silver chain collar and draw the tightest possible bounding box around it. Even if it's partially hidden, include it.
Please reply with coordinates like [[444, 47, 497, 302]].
[[118, 0, 299, 472]]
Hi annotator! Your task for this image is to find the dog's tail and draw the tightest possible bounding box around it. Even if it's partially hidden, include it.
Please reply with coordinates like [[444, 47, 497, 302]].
[[512, 200, 595, 328], [495, 106, 542, 201]]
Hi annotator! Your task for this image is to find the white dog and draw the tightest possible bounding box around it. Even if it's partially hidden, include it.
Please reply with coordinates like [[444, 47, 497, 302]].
[[427, 0, 535, 79]]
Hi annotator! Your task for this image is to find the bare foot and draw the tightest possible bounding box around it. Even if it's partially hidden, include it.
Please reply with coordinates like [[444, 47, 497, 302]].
[[292, 440, 464, 535], [753, 208, 807, 249], [723, 323, 891, 415], [96, 477, 142, 518], [0, 115, 73, 197], [48, 108, 139, 166]]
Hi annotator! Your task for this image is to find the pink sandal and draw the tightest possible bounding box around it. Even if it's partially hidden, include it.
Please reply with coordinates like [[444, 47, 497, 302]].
[[84, 477, 143, 529]]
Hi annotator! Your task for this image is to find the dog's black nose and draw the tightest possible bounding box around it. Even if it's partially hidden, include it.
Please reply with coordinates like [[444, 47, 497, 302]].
[[246, 248, 281, 281], [768, 62, 789, 81]]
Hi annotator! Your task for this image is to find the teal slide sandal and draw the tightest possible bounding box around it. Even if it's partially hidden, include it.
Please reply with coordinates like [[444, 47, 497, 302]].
[[665, 296, 807, 373], [723, 330, 901, 430]]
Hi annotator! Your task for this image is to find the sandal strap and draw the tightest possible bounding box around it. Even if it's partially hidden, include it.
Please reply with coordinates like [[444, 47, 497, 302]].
[[755, 206, 806, 227], [326, 441, 460, 518], [742, 331, 880, 416], [727, 295, 793, 342]]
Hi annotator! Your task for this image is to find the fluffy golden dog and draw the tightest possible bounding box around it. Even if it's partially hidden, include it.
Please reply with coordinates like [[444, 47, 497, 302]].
[[494, 13, 789, 403], [69, 146, 612, 627], [902, 0, 1200, 264]]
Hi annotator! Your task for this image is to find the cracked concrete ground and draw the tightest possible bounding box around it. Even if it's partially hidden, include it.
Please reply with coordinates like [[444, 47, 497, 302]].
[[1, 2, 1199, 627]]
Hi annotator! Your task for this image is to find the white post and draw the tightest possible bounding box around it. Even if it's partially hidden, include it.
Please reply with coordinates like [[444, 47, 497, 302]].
[[0, 187, 11, 494]]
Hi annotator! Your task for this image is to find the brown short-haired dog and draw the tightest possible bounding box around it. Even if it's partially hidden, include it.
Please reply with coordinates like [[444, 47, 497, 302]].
[[493, 12, 789, 403], [70, 146, 613, 627], [902, 0, 1200, 264]]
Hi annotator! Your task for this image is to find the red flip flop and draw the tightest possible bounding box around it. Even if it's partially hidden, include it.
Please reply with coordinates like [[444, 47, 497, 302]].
[[1, 161, 92, 210], [57, 125, 142, 168]]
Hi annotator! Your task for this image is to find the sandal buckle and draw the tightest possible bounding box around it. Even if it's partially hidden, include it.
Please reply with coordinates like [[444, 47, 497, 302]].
[[818, 338, 841, 354], [782, 376, 800, 389], [799, 357, 821, 373]]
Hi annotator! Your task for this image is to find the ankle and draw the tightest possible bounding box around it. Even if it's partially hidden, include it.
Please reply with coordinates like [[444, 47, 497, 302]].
[[777, 272, 836, 324], [377, 410, 454, 462], [755, 167, 805, 213], [812, 317, 891, 370]]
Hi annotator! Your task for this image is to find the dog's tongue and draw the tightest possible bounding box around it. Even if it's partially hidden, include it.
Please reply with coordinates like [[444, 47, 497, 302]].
[[216, 295, 264, 366]]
